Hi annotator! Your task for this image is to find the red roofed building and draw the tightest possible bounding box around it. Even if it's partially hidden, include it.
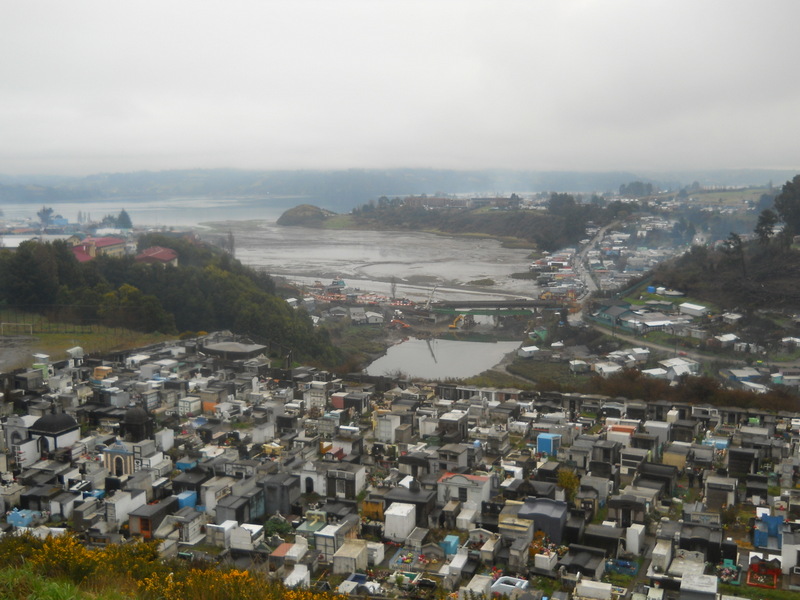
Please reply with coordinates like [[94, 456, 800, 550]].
[[72, 244, 95, 263], [70, 236, 127, 262], [135, 246, 178, 267]]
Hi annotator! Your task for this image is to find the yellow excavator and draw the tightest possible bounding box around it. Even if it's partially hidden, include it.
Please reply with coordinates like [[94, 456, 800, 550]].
[[448, 314, 463, 329]]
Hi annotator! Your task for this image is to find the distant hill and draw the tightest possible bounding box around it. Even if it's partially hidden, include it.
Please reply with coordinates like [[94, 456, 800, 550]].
[[3, 167, 796, 212], [275, 204, 336, 227], [277, 196, 617, 252]]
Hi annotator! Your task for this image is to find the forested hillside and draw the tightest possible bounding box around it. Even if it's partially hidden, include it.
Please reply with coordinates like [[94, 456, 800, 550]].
[[0, 234, 338, 365], [654, 174, 800, 310], [316, 193, 633, 251]]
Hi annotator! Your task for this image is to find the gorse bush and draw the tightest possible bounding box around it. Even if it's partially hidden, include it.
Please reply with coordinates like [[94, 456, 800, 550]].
[[0, 533, 349, 600], [29, 533, 99, 584], [141, 569, 271, 600], [139, 569, 351, 600]]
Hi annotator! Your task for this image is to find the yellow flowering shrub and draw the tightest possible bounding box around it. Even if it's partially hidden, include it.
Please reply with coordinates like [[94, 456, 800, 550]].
[[82, 539, 168, 597], [0, 532, 43, 567], [0, 533, 353, 600], [27, 534, 99, 584], [140, 568, 352, 600], [99, 540, 167, 581]]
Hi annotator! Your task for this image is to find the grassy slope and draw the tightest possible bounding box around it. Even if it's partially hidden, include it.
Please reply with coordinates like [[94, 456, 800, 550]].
[[0, 309, 175, 370], [0, 565, 132, 600]]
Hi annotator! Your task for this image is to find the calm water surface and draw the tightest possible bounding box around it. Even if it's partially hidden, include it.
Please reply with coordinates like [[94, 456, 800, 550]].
[[2, 196, 300, 228], [365, 338, 520, 380]]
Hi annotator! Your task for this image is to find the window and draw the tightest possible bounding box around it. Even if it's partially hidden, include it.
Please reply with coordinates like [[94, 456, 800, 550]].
[[458, 487, 468, 502]]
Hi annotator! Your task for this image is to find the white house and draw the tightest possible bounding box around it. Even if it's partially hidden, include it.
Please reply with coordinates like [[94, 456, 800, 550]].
[[679, 302, 709, 317], [437, 472, 493, 509], [365, 311, 384, 325], [105, 490, 146, 528], [713, 333, 739, 348], [569, 360, 590, 374], [722, 312, 743, 325], [384, 502, 416, 542], [658, 357, 700, 380], [284, 564, 310, 589], [332, 539, 369, 575], [594, 362, 623, 378], [375, 413, 402, 443], [299, 461, 327, 496], [781, 528, 800, 574], [199, 475, 236, 516], [230, 523, 264, 552], [641, 367, 668, 379]]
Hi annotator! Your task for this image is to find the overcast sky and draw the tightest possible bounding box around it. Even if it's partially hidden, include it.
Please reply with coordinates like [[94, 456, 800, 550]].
[[2, 1, 799, 176]]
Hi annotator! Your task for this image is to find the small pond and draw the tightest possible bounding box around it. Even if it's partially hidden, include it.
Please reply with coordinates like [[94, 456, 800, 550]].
[[364, 337, 520, 380]]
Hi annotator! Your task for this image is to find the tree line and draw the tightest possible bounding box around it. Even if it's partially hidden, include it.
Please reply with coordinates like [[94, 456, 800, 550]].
[[754, 174, 800, 248], [350, 192, 629, 252], [0, 233, 339, 365], [527, 366, 800, 414]]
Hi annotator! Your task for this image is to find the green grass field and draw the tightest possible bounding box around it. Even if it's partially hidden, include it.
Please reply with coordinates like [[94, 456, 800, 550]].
[[688, 186, 770, 207], [507, 359, 592, 388], [0, 309, 175, 369]]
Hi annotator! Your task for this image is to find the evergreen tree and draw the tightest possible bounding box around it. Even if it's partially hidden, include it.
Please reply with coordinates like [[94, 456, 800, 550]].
[[773, 175, 800, 235], [37, 206, 54, 227], [754, 209, 778, 245], [117, 209, 133, 229]]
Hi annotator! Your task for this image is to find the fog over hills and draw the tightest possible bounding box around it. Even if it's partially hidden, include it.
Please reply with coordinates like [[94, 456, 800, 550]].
[[2, 168, 796, 213]]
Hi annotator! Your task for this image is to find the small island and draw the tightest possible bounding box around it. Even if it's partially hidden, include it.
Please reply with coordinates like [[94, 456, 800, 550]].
[[275, 204, 337, 227]]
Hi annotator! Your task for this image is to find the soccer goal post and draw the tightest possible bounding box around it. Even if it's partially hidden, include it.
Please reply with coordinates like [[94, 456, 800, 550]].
[[0, 323, 34, 336]]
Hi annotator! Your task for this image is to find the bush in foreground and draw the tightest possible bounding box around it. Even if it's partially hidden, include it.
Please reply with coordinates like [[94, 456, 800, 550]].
[[0, 532, 347, 600]]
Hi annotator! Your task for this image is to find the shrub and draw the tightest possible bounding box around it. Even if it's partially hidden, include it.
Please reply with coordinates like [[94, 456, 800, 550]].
[[28, 534, 99, 584]]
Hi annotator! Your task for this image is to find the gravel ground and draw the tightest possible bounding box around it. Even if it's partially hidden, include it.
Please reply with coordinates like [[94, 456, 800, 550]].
[[0, 336, 36, 371]]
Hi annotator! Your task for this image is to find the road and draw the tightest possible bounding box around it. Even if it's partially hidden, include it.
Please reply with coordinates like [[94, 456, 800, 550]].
[[567, 222, 800, 370], [568, 221, 619, 325], [576, 221, 618, 295], [585, 322, 736, 364], [586, 321, 800, 372]]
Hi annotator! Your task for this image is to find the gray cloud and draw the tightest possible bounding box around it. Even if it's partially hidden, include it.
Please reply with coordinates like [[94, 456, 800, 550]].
[[1, 0, 799, 175]]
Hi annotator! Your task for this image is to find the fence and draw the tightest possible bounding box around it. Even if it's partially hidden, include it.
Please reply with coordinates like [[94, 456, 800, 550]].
[[0, 306, 132, 335]]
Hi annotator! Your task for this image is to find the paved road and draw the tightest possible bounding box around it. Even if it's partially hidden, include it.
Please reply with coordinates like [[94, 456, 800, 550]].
[[586, 321, 800, 370], [576, 221, 619, 294], [569, 221, 618, 325], [584, 322, 742, 364]]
